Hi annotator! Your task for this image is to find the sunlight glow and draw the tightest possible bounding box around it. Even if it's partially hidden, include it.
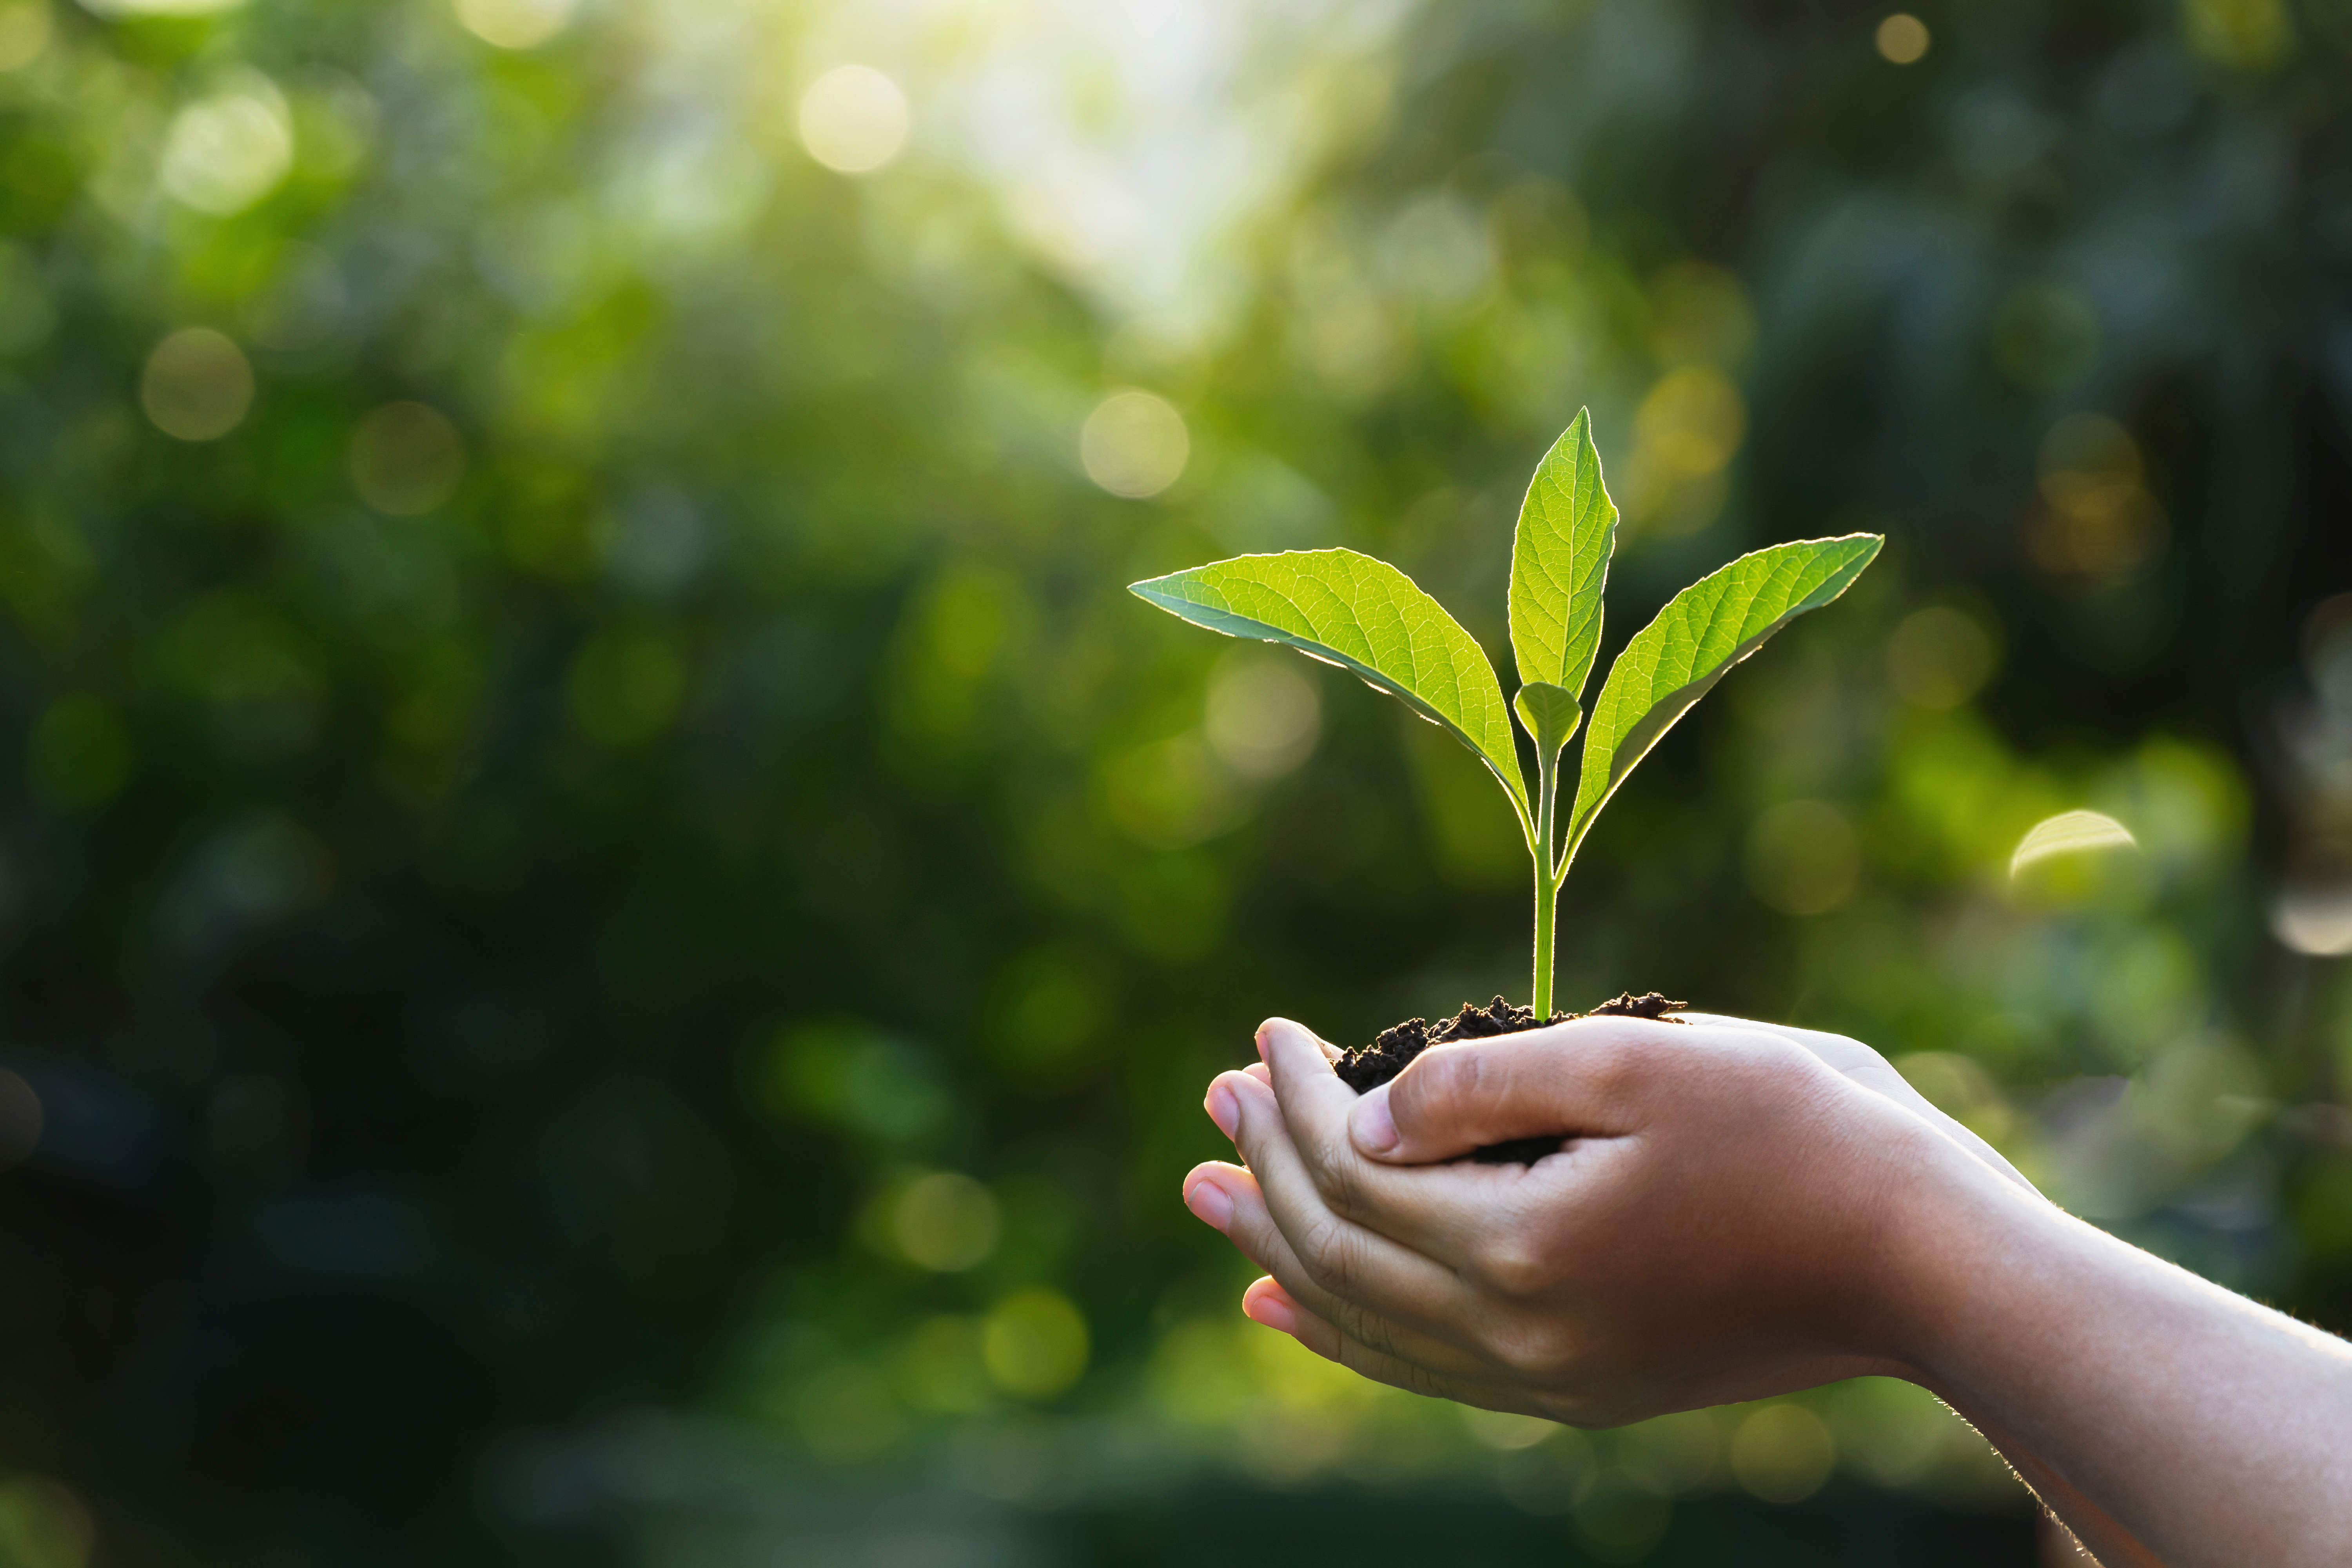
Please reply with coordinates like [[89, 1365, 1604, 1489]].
[[1080, 390, 1189, 498], [1205, 651, 1321, 778], [454, 0, 577, 51], [2270, 887, 2352, 956], [2010, 810, 2138, 877], [160, 78, 293, 216], [799, 65, 911, 175]]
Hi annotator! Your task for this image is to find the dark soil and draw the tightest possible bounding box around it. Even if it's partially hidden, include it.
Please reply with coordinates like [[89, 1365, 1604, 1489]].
[[1335, 992, 1686, 1165]]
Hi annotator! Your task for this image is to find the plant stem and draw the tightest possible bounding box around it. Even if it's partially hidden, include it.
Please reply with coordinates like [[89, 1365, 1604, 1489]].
[[1531, 747, 1558, 1018]]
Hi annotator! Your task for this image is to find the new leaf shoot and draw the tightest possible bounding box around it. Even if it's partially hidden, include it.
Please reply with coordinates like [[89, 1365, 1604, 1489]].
[[1129, 410, 1881, 1016]]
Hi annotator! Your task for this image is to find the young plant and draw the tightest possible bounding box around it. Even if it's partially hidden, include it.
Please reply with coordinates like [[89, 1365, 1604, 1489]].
[[1130, 410, 1881, 1018]]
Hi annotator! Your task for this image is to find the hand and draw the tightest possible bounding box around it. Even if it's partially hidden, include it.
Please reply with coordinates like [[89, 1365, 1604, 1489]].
[[1567, 1011, 2040, 1197], [1183, 1011, 2352, 1567], [1181, 1012, 2019, 1425]]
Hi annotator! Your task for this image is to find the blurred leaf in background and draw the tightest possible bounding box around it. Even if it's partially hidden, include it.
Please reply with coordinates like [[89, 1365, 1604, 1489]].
[[0, 0, 2345, 1564]]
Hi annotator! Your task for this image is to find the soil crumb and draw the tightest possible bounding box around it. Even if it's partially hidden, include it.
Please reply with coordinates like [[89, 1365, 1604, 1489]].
[[1335, 991, 1686, 1165]]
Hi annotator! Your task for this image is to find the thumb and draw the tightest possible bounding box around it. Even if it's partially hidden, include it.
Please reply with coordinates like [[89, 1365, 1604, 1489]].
[[1347, 1026, 1642, 1164]]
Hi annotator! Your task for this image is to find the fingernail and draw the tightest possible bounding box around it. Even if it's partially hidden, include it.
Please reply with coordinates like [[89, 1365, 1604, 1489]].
[[1184, 1178, 1233, 1231], [1351, 1085, 1399, 1154], [1205, 1083, 1239, 1142], [1243, 1290, 1297, 1335]]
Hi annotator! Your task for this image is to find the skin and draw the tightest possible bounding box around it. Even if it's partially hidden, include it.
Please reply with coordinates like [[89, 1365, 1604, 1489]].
[[1180, 1012, 2352, 1568]]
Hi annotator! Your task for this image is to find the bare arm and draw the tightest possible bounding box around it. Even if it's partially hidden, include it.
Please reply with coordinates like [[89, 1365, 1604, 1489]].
[[1181, 1014, 2352, 1568], [1899, 1171, 2352, 1566]]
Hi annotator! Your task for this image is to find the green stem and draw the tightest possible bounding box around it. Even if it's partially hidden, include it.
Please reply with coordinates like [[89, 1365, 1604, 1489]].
[[1531, 747, 1558, 1018]]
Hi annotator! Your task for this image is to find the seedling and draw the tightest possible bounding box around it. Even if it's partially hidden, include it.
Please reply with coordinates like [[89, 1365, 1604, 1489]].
[[1131, 410, 1880, 1020]]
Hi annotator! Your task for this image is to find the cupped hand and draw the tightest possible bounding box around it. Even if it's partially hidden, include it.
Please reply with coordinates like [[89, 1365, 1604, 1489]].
[[1360, 1009, 2043, 1198], [1181, 1012, 2030, 1426]]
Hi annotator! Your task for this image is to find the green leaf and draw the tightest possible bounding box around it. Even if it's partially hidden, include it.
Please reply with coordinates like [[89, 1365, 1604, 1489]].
[[1130, 549, 1529, 827], [1562, 534, 1884, 867], [1512, 682, 1582, 760], [1508, 409, 1619, 710]]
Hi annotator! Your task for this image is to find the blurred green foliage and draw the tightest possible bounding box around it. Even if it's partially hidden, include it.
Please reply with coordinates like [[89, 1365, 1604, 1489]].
[[0, 0, 2348, 1562]]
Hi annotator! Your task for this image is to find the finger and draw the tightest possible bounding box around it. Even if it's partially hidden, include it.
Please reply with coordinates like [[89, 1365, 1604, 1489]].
[[1350, 1016, 1661, 1165], [1205, 1069, 1497, 1332], [1198, 1063, 1277, 1163], [1252, 1016, 1512, 1256], [1198, 1064, 1283, 1150], [1222, 1050, 1563, 1276], [1208, 1060, 1586, 1296], [1241, 1278, 1528, 1408], [1678, 1014, 2039, 1195], [1183, 1161, 1498, 1377], [1255, 1017, 1365, 1176], [1255, 1020, 1345, 1068]]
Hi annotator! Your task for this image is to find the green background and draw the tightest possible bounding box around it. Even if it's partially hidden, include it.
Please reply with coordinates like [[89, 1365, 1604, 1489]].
[[0, 0, 2346, 1562]]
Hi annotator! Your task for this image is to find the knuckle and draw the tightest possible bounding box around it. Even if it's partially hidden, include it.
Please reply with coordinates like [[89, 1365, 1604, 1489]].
[[1571, 1033, 1657, 1111], [1335, 1333, 1438, 1397], [1483, 1320, 1574, 1382], [1437, 1042, 1489, 1091], [1338, 1305, 1405, 1360], [1399, 1361, 1454, 1401], [1315, 1143, 1375, 1218], [1298, 1216, 1365, 1298], [1470, 1226, 1552, 1300], [1400, 1043, 1491, 1123]]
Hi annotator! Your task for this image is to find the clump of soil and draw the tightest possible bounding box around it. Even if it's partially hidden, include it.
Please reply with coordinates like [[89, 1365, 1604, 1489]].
[[1336, 992, 1686, 1165]]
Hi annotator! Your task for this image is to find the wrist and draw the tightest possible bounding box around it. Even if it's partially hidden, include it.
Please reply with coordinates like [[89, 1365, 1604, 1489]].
[[1846, 1114, 2056, 1383]]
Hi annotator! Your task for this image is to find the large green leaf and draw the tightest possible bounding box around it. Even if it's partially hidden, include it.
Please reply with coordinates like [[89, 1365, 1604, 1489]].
[[1130, 550, 1529, 828], [1562, 534, 1884, 867], [1508, 409, 1618, 744]]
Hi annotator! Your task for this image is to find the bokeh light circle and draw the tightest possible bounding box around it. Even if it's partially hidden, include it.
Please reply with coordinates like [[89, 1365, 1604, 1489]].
[[2010, 810, 2138, 878], [1887, 606, 1998, 709], [1204, 652, 1320, 778], [0, 1475, 93, 1568], [798, 65, 910, 175], [1730, 1404, 1837, 1503], [1875, 13, 1931, 64], [160, 84, 292, 216], [982, 1289, 1088, 1399], [1080, 390, 1189, 499], [892, 1172, 1001, 1272], [0, 1, 52, 71], [453, 0, 576, 50], [142, 328, 254, 441], [349, 402, 467, 515]]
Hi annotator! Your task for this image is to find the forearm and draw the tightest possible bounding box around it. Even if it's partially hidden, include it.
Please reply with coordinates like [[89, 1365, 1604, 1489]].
[[1952, 1399, 2166, 1567], [1895, 1164, 2352, 1568]]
